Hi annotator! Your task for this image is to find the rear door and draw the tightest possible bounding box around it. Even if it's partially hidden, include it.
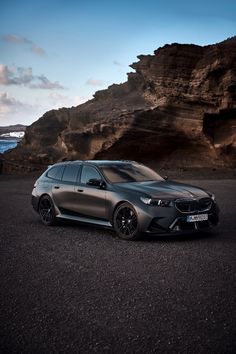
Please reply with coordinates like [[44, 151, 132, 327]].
[[73, 164, 107, 220], [52, 164, 81, 213]]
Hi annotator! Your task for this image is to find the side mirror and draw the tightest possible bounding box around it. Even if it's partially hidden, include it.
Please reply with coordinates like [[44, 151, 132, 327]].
[[87, 178, 106, 189], [164, 175, 168, 181]]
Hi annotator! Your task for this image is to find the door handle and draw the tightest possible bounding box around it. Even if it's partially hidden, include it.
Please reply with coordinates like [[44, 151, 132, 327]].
[[54, 186, 60, 189], [77, 189, 84, 192]]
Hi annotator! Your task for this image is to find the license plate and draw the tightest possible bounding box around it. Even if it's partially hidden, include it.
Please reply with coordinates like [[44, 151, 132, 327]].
[[187, 214, 208, 222]]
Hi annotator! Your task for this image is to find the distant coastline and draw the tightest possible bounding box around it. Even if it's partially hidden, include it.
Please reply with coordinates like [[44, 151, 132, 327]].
[[0, 139, 19, 154], [0, 136, 22, 141], [0, 124, 26, 154]]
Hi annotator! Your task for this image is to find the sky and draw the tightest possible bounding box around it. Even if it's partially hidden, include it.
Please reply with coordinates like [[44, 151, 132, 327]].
[[0, 0, 235, 126]]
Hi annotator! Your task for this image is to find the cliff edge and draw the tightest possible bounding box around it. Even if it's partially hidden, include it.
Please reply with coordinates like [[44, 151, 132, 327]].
[[4, 37, 236, 172]]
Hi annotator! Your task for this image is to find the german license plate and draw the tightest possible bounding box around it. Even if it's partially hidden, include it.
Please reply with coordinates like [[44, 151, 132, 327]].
[[187, 214, 208, 222]]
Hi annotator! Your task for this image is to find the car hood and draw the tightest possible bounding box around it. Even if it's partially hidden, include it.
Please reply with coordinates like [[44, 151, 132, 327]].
[[115, 180, 209, 199]]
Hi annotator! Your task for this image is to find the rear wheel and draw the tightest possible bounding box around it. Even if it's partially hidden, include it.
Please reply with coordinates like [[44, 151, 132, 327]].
[[38, 195, 56, 226], [113, 202, 141, 240]]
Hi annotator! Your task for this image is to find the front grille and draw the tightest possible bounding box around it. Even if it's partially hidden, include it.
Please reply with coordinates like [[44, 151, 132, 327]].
[[198, 198, 212, 212], [175, 197, 212, 213], [175, 199, 196, 212]]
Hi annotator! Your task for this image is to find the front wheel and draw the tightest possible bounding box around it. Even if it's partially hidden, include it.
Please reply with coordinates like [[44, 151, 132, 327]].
[[113, 202, 141, 240], [38, 195, 56, 226]]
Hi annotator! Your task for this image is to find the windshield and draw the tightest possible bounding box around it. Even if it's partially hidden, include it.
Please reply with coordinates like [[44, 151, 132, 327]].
[[100, 163, 163, 183]]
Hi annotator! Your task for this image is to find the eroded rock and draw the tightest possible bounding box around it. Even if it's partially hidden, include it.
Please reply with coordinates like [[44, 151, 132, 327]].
[[4, 37, 236, 172]]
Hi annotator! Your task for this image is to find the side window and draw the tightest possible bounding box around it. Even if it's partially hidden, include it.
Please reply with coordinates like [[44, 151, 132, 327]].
[[47, 166, 64, 180], [81, 166, 101, 184], [62, 165, 81, 183]]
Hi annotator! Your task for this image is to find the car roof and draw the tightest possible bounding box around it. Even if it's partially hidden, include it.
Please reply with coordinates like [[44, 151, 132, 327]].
[[47, 160, 82, 168], [49, 160, 139, 168], [85, 160, 139, 165]]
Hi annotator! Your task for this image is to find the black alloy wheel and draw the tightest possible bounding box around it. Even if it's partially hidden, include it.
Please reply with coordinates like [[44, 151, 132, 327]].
[[113, 202, 140, 240], [39, 195, 56, 226]]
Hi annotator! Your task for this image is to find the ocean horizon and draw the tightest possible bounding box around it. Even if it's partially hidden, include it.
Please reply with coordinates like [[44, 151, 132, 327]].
[[0, 139, 18, 154]]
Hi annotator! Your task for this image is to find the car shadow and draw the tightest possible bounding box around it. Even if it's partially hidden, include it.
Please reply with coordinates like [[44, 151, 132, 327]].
[[55, 218, 115, 235], [142, 230, 218, 243], [37, 217, 219, 243]]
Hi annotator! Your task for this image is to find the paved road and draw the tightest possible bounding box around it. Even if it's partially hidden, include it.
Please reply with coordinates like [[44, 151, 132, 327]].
[[0, 176, 236, 353]]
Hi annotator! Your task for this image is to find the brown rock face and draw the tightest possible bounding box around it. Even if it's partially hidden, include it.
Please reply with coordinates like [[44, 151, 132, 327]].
[[4, 37, 236, 172]]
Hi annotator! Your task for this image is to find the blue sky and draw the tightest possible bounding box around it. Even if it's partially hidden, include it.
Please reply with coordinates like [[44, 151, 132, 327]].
[[0, 0, 235, 126]]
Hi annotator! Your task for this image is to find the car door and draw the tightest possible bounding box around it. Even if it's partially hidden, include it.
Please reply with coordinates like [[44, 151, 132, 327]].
[[73, 164, 107, 220], [52, 164, 81, 213]]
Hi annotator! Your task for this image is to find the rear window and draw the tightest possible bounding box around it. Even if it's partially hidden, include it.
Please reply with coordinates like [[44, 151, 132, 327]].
[[62, 165, 81, 183], [47, 165, 64, 180]]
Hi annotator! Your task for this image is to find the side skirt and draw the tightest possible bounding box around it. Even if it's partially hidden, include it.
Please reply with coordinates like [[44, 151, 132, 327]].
[[56, 213, 112, 228]]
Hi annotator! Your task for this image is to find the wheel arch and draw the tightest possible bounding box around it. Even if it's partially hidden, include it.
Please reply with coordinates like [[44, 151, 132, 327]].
[[38, 193, 53, 211], [112, 200, 141, 240], [112, 200, 135, 225]]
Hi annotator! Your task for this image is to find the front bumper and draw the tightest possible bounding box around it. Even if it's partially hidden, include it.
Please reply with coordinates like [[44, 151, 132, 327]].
[[147, 212, 219, 234], [137, 200, 219, 235]]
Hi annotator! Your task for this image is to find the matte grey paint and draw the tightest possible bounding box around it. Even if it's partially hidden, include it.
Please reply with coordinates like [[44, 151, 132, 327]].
[[32, 160, 219, 237]]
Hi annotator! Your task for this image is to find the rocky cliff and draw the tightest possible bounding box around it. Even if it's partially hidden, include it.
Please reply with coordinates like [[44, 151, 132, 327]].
[[3, 37, 236, 172]]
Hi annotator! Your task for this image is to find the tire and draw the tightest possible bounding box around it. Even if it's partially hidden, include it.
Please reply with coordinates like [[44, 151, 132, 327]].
[[113, 202, 141, 240], [38, 195, 56, 226]]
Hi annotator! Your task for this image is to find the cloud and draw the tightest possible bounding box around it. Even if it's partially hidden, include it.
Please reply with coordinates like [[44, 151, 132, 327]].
[[2, 34, 31, 45], [0, 91, 58, 125], [0, 92, 34, 125], [0, 92, 24, 115], [0, 91, 56, 125], [49, 93, 89, 108], [1, 34, 46, 57], [30, 75, 64, 90], [31, 46, 46, 56], [86, 78, 106, 86], [113, 60, 125, 67], [48, 92, 73, 107], [0, 91, 91, 126], [0, 64, 65, 90], [74, 96, 90, 106], [0, 64, 16, 85]]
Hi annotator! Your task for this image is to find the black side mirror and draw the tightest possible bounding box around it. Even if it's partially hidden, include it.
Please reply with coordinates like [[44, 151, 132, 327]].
[[164, 175, 168, 181], [87, 178, 106, 189]]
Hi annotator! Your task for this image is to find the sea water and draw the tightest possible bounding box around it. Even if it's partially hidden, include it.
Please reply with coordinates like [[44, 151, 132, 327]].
[[0, 139, 18, 153]]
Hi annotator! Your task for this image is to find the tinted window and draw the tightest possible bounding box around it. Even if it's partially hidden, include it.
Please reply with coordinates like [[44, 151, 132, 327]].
[[100, 163, 163, 183], [47, 165, 64, 180], [81, 166, 101, 184], [62, 165, 81, 183]]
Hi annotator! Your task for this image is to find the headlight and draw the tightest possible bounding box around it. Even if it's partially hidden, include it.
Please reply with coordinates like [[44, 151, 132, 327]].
[[140, 197, 172, 207], [208, 192, 215, 201], [140, 197, 152, 205]]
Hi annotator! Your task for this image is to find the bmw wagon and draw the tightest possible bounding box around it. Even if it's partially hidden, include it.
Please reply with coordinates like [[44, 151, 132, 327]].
[[32, 160, 219, 240]]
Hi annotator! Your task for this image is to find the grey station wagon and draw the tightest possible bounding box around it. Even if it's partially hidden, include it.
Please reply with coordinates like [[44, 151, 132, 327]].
[[32, 160, 219, 240]]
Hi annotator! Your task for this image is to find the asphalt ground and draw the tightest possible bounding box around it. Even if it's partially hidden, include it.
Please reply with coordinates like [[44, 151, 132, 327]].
[[0, 176, 236, 353]]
